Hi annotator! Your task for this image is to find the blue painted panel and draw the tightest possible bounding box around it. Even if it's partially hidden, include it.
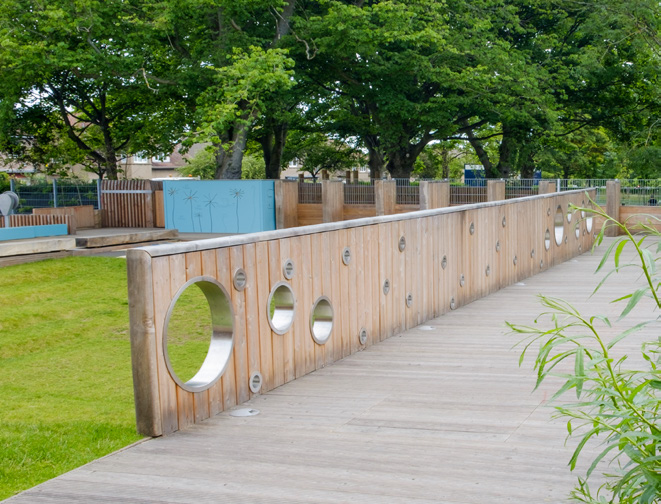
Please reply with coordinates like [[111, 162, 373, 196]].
[[0, 224, 68, 241], [163, 180, 276, 234]]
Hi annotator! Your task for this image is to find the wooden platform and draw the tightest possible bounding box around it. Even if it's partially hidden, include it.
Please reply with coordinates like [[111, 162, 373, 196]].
[[74, 228, 178, 248], [8, 238, 653, 503]]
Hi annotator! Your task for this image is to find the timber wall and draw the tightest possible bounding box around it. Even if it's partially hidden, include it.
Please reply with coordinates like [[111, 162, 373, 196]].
[[127, 189, 596, 437]]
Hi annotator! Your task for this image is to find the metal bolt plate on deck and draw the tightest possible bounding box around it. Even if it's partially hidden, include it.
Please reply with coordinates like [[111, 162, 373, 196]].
[[229, 408, 260, 417]]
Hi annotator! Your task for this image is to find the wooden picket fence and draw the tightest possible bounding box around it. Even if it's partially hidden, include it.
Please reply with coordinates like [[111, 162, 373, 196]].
[[0, 214, 71, 233], [101, 180, 161, 228]]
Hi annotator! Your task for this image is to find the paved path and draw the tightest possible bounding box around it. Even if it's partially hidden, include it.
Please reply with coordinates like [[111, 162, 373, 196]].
[[8, 238, 655, 503]]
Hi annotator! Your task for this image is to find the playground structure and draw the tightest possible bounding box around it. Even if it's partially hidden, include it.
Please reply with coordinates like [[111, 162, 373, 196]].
[[127, 188, 596, 436]]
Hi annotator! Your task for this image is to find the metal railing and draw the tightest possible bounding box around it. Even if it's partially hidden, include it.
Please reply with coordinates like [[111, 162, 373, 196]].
[[393, 179, 419, 205], [10, 179, 100, 213], [298, 181, 322, 204], [344, 181, 375, 205], [450, 184, 487, 205], [616, 180, 661, 206], [505, 179, 538, 199]]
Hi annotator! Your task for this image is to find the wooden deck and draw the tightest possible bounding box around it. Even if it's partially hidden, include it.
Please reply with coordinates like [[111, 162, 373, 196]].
[[8, 238, 654, 503]]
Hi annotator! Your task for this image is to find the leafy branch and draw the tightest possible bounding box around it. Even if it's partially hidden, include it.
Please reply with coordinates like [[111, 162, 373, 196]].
[[508, 193, 661, 504]]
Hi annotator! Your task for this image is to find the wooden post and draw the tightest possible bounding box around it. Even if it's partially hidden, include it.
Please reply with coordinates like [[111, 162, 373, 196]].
[[419, 181, 431, 210], [375, 180, 396, 216], [126, 249, 162, 437], [419, 181, 450, 210], [345, 170, 351, 182], [322, 180, 343, 223], [298, 173, 304, 183], [274, 180, 299, 229], [321, 170, 329, 181], [352, 171, 359, 184], [538, 180, 555, 194], [437, 181, 450, 207], [487, 180, 505, 201], [605, 180, 621, 237]]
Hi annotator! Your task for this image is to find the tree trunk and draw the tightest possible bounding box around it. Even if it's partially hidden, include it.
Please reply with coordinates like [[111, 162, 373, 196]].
[[214, 121, 250, 179], [386, 150, 416, 179], [385, 141, 427, 179], [365, 135, 385, 179], [496, 127, 516, 179], [462, 121, 498, 178], [260, 121, 288, 179], [441, 149, 450, 179]]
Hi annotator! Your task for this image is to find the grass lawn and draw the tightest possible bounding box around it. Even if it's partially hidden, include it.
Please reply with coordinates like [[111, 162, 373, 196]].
[[0, 257, 143, 499]]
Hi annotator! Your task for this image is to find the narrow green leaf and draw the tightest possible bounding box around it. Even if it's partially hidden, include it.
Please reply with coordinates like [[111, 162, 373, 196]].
[[567, 420, 572, 435], [650, 380, 661, 390], [595, 238, 619, 273], [586, 443, 619, 478], [613, 239, 627, 268], [607, 321, 649, 349], [574, 349, 584, 398], [619, 287, 647, 319], [569, 428, 598, 470]]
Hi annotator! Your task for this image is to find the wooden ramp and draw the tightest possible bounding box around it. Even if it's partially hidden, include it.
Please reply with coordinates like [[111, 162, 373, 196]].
[[8, 239, 651, 503]]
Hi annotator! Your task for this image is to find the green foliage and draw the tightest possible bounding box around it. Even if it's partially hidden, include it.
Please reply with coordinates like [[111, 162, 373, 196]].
[[0, 0, 190, 178], [178, 148, 216, 179], [192, 46, 295, 146], [283, 131, 364, 179], [0, 172, 9, 193], [179, 148, 266, 179], [241, 153, 266, 180], [508, 201, 661, 503]]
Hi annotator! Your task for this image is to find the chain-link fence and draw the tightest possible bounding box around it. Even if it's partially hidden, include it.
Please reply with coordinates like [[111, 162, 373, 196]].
[[10, 179, 100, 214]]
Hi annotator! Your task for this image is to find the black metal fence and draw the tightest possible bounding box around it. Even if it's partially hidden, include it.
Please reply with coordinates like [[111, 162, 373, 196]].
[[10, 179, 100, 213]]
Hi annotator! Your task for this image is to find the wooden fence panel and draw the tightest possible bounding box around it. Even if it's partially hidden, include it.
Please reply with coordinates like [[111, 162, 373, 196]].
[[101, 180, 155, 228], [128, 189, 596, 437]]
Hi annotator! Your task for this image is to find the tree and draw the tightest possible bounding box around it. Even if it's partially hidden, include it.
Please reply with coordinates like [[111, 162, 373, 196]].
[[0, 0, 190, 179], [282, 131, 364, 181]]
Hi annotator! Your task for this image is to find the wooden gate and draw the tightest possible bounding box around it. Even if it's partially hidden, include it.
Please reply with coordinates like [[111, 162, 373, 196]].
[[101, 180, 160, 228]]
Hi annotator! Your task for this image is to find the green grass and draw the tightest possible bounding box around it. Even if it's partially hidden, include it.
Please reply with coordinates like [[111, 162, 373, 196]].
[[0, 257, 143, 499], [166, 284, 212, 383]]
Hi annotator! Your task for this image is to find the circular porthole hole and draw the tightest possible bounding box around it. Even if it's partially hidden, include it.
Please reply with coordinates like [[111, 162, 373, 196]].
[[342, 247, 351, 266], [164, 277, 234, 392], [459, 274, 465, 287], [406, 293, 413, 308], [310, 296, 333, 345], [249, 372, 263, 393], [283, 259, 295, 279], [586, 213, 593, 233], [383, 279, 390, 295], [267, 282, 295, 334], [554, 205, 564, 245], [233, 268, 247, 291], [469, 222, 475, 235], [358, 327, 368, 345], [398, 236, 406, 252], [544, 229, 551, 250], [441, 255, 447, 270]]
